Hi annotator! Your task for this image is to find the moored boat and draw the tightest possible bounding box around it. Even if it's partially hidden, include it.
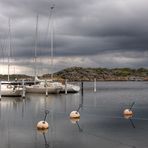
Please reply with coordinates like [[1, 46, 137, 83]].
[[25, 81, 61, 94], [0, 84, 22, 97]]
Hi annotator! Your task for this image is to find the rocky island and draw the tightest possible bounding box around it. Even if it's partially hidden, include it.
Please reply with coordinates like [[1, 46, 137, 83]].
[[42, 67, 148, 81], [0, 67, 148, 81]]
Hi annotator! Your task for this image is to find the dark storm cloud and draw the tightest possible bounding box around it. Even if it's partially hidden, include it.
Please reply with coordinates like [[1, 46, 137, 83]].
[[0, 0, 148, 74]]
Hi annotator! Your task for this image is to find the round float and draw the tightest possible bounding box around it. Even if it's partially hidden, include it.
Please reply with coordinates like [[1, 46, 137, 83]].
[[70, 111, 80, 119], [37, 121, 49, 130], [123, 109, 133, 116]]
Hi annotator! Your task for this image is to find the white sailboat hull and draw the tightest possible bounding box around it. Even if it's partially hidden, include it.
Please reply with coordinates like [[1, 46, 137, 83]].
[[49, 82, 80, 93], [25, 84, 61, 94], [33, 78, 80, 93], [61, 84, 80, 93], [1, 84, 22, 97]]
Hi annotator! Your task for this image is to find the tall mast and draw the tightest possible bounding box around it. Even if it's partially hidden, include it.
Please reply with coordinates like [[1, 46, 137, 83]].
[[8, 18, 11, 82], [34, 15, 39, 78], [50, 4, 55, 79]]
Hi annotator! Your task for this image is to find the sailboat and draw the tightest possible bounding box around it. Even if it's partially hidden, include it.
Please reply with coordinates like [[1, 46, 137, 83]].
[[25, 15, 62, 94], [0, 18, 22, 97], [46, 5, 80, 93], [0, 83, 22, 97]]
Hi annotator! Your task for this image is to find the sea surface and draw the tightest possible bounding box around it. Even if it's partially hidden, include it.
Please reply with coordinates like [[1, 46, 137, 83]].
[[0, 81, 148, 148]]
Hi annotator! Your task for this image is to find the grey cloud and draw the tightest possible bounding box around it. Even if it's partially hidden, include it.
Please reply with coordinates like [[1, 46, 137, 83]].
[[0, 0, 148, 75]]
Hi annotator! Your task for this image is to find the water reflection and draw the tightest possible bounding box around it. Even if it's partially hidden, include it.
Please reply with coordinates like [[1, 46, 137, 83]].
[[37, 129, 49, 148], [124, 114, 136, 128], [0, 82, 148, 148], [129, 118, 136, 128], [76, 121, 83, 132]]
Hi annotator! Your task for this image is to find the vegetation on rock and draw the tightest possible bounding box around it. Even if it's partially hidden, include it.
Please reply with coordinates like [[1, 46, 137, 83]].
[[1, 67, 148, 81]]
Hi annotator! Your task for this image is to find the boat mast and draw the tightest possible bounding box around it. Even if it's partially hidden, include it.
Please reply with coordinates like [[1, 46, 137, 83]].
[[8, 18, 11, 82], [34, 15, 39, 79], [50, 4, 55, 79]]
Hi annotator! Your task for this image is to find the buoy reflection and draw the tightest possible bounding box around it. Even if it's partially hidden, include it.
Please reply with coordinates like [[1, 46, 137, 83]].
[[37, 129, 49, 148], [124, 114, 135, 128]]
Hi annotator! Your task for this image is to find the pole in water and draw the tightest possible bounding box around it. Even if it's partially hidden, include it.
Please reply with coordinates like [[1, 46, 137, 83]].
[[81, 90, 84, 107], [43, 132, 49, 148], [0, 81, 1, 100], [65, 79, 67, 94], [43, 110, 50, 122], [45, 80, 48, 96], [81, 81, 83, 95], [77, 104, 82, 112], [129, 118, 136, 128], [22, 79, 25, 98], [94, 78, 96, 92], [129, 102, 135, 110], [76, 121, 83, 132]]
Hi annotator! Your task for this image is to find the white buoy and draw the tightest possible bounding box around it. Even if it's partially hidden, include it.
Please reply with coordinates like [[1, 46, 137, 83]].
[[37, 121, 49, 130], [70, 111, 80, 119], [123, 109, 133, 116]]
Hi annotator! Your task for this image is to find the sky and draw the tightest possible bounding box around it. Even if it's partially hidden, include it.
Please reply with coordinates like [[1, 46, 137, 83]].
[[0, 0, 148, 76]]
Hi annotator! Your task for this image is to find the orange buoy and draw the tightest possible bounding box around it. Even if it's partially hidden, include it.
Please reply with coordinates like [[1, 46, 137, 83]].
[[37, 121, 49, 130], [70, 111, 80, 119]]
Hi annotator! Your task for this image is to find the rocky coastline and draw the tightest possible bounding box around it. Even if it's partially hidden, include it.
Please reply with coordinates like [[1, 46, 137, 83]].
[[1, 67, 148, 81]]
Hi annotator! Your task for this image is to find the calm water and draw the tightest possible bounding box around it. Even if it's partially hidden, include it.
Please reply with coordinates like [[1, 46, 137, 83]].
[[0, 81, 148, 148]]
